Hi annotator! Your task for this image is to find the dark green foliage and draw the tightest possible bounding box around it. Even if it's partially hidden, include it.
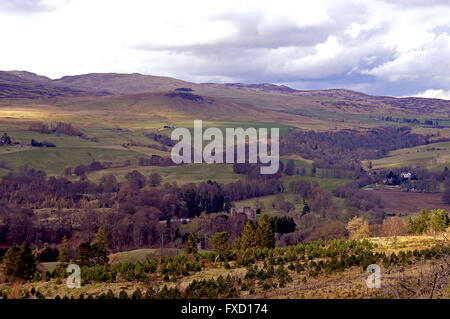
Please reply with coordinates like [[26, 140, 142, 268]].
[[256, 215, 275, 249], [76, 242, 93, 267], [3, 242, 36, 280], [209, 232, 230, 261], [285, 160, 295, 176], [407, 209, 430, 235], [270, 216, 296, 234], [183, 232, 199, 255], [0, 133, 12, 146]]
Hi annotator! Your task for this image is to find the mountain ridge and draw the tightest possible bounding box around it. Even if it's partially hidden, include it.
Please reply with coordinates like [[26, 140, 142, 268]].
[[1, 70, 450, 117]]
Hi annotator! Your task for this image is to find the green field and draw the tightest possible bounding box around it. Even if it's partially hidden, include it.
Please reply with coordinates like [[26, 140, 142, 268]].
[[233, 193, 304, 216], [87, 163, 245, 185], [365, 141, 450, 170], [282, 175, 352, 191], [0, 147, 143, 176]]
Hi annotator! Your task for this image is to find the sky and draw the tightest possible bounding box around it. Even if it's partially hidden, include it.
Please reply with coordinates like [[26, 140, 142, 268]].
[[1, 0, 450, 99]]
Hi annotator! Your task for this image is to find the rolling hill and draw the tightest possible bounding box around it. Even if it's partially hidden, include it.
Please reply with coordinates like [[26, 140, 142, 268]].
[[3, 71, 450, 118], [0, 71, 109, 98]]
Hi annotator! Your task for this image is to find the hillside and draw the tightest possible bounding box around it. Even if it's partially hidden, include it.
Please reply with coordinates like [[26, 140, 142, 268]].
[[44, 90, 320, 124], [0, 71, 109, 99], [2, 71, 450, 118], [1, 235, 448, 299]]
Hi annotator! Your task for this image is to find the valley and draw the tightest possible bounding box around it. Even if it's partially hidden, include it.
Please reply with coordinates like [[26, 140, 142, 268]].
[[0, 71, 449, 300]]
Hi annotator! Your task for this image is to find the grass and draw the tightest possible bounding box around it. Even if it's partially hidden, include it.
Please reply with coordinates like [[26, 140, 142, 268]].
[[87, 163, 245, 185], [282, 175, 352, 191], [0, 147, 143, 176], [233, 193, 305, 216], [368, 235, 440, 255], [365, 141, 450, 170], [109, 248, 182, 264]]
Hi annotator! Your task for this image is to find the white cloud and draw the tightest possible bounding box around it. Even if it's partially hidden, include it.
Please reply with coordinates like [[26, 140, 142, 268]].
[[0, 0, 449, 97], [413, 89, 450, 100]]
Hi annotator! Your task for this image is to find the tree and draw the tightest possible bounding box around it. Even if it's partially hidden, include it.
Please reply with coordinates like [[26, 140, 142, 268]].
[[255, 215, 275, 248], [427, 209, 449, 239], [148, 173, 162, 187], [407, 209, 429, 235], [209, 232, 230, 261], [125, 170, 146, 189], [285, 160, 295, 176], [76, 242, 93, 267], [346, 216, 370, 240], [223, 196, 232, 213], [74, 165, 88, 177], [3, 242, 36, 279], [301, 200, 310, 216], [0, 133, 12, 145], [91, 227, 109, 266], [382, 217, 406, 248], [3, 247, 20, 278], [19, 242, 35, 280], [183, 232, 198, 255], [311, 163, 317, 177], [240, 220, 257, 250], [57, 235, 71, 266]]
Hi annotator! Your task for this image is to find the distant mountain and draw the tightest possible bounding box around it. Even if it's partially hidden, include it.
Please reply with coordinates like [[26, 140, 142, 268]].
[[52, 73, 194, 95], [1, 70, 450, 116], [0, 71, 109, 98]]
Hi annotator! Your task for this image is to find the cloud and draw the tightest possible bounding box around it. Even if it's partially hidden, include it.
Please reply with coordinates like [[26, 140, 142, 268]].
[[413, 89, 450, 100], [0, 0, 449, 98], [0, 0, 58, 13]]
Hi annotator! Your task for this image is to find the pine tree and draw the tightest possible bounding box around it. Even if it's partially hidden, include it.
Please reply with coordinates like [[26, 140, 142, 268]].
[[76, 242, 93, 267], [256, 215, 275, 249], [57, 235, 71, 266], [407, 209, 430, 234], [183, 232, 199, 255], [285, 160, 295, 176], [223, 196, 232, 213], [4, 242, 36, 279], [240, 220, 257, 250], [301, 200, 310, 216], [18, 242, 36, 280], [91, 227, 109, 266], [3, 246, 20, 278], [427, 209, 449, 239], [209, 232, 230, 261]]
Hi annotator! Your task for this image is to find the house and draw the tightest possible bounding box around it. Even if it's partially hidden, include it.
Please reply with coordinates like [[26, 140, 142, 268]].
[[231, 206, 256, 222], [401, 172, 412, 179]]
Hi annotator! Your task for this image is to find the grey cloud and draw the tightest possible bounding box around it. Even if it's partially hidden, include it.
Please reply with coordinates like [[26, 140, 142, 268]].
[[137, 4, 368, 56]]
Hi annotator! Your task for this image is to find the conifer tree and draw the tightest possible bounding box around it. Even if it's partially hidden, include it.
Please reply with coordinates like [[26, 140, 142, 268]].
[[92, 227, 109, 266], [57, 235, 71, 266], [256, 215, 275, 248], [240, 220, 257, 250], [76, 242, 92, 267], [4, 242, 36, 279], [407, 209, 430, 235], [427, 209, 449, 239], [209, 232, 230, 261], [18, 241, 36, 280], [183, 232, 199, 255]]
